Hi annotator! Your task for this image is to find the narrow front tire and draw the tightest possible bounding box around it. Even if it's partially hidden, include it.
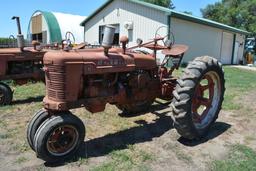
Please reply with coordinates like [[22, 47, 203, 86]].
[[34, 112, 85, 162]]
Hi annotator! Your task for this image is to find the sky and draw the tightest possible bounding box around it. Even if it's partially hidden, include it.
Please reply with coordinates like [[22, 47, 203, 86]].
[[0, 0, 219, 37]]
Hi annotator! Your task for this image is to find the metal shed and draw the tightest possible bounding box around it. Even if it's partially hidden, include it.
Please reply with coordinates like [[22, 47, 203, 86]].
[[28, 10, 86, 44], [80, 0, 249, 64]]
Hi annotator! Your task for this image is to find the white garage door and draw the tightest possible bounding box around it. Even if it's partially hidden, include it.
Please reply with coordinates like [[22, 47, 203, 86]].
[[221, 32, 234, 64]]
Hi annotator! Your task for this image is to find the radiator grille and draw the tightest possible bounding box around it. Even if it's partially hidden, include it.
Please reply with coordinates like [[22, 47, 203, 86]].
[[45, 65, 66, 101]]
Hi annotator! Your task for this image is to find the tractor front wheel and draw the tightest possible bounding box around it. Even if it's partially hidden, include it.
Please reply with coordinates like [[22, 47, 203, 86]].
[[0, 83, 13, 106], [171, 56, 225, 140], [27, 109, 49, 151], [33, 112, 85, 162]]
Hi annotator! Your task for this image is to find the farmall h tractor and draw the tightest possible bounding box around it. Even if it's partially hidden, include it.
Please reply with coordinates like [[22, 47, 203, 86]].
[[27, 25, 225, 162]]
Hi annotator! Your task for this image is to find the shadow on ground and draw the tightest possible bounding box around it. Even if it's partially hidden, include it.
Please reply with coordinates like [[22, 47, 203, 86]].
[[12, 96, 44, 105], [79, 104, 173, 158], [178, 122, 231, 146], [45, 103, 231, 166]]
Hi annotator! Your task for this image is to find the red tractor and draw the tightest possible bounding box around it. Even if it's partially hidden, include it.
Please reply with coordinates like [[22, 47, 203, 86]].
[[0, 17, 46, 105], [0, 17, 82, 105], [27, 25, 225, 162]]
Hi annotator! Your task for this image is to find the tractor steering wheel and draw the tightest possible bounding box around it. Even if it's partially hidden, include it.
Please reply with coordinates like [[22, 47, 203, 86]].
[[155, 26, 175, 48], [65, 31, 76, 46]]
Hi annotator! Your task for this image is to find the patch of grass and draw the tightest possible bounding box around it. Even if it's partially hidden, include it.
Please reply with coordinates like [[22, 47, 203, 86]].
[[0, 82, 44, 114], [211, 144, 256, 171], [91, 145, 154, 171], [15, 156, 28, 164], [12, 82, 45, 100], [222, 67, 256, 110]]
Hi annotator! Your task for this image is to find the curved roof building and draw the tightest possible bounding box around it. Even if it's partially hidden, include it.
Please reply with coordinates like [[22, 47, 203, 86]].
[[28, 10, 86, 44]]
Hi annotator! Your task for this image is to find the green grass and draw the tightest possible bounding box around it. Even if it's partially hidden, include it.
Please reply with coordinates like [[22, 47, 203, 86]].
[[0, 82, 45, 112], [222, 67, 256, 110], [212, 144, 256, 171], [12, 81, 45, 100], [91, 145, 154, 171]]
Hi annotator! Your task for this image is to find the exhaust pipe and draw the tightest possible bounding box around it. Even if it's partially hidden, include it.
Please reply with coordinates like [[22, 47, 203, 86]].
[[12, 16, 24, 51]]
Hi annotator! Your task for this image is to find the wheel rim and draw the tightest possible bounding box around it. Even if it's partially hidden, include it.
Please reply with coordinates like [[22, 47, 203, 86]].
[[191, 71, 221, 129], [46, 125, 79, 156]]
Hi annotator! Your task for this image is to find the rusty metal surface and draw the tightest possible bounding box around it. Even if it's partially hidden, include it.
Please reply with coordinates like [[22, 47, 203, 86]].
[[162, 44, 189, 56], [143, 43, 167, 51], [42, 36, 188, 113], [0, 47, 48, 82]]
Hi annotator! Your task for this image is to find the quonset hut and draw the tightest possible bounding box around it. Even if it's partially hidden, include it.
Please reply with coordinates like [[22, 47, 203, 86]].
[[27, 10, 86, 44]]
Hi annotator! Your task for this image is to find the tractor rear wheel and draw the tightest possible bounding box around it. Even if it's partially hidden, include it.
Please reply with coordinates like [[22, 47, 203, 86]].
[[171, 56, 225, 140], [33, 112, 85, 162], [0, 83, 13, 106]]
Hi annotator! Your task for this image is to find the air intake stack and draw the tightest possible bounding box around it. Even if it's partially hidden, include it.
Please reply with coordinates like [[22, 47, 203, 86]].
[[102, 25, 116, 56]]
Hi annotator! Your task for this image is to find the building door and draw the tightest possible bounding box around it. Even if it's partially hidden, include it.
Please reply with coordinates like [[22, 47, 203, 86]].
[[233, 42, 240, 64], [221, 32, 234, 64]]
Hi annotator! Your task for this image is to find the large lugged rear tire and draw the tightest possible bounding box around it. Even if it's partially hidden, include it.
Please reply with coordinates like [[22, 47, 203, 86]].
[[171, 56, 225, 140]]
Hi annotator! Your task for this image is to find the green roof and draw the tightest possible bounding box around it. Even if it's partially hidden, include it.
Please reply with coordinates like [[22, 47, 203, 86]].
[[28, 10, 62, 43], [80, 0, 249, 35]]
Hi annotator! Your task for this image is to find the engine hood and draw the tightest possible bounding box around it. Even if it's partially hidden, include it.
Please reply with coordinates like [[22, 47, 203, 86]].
[[44, 48, 157, 70]]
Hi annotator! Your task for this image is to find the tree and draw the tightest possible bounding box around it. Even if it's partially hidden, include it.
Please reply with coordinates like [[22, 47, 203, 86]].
[[183, 11, 193, 15], [142, 0, 175, 9], [201, 0, 256, 34]]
